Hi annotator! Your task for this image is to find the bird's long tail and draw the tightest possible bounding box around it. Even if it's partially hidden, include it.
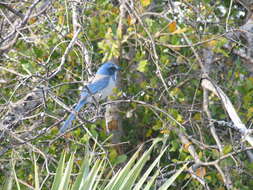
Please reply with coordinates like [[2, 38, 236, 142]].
[[59, 97, 87, 133]]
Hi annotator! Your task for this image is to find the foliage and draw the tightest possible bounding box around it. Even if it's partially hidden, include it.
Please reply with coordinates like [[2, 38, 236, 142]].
[[1, 0, 253, 189], [2, 140, 187, 189]]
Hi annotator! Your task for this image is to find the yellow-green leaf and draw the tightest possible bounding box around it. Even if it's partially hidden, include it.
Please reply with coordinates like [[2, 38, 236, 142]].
[[137, 60, 149, 73], [141, 0, 152, 7], [223, 144, 232, 154], [58, 15, 64, 25]]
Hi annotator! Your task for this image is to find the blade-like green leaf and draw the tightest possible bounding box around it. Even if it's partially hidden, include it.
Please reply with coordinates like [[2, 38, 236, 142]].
[[92, 161, 106, 190], [33, 153, 40, 190], [81, 159, 104, 190], [119, 139, 162, 190], [101, 167, 121, 189], [133, 146, 168, 190], [71, 155, 91, 190], [104, 145, 143, 190], [51, 152, 66, 190], [143, 169, 160, 190], [3, 171, 14, 190], [11, 152, 21, 190], [104, 138, 162, 190], [158, 163, 188, 190], [58, 153, 75, 190]]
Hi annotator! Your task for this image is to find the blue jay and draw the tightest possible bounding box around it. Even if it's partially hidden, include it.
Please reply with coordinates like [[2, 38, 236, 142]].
[[59, 61, 120, 133]]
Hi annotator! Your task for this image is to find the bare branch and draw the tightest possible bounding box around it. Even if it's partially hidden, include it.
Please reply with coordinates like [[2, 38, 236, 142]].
[[0, 2, 24, 18], [201, 78, 253, 146]]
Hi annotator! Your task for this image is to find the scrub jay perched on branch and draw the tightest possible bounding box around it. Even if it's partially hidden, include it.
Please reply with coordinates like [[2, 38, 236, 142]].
[[59, 61, 120, 133]]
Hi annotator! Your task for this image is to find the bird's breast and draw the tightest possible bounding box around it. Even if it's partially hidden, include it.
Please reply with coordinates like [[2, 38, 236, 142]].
[[100, 77, 116, 99]]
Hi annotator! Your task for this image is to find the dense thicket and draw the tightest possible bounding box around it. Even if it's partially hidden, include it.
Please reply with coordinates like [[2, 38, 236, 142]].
[[1, 0, 253, 189]]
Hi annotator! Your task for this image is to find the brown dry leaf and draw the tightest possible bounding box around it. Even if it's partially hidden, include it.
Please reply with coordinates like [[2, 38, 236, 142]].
[[127, 15, 136, 25], [206, 39, 217, 47], [183, 142, 192, 152], [65, 132, 72, 138], [217, 187, 226, 190], [29, 17, 37, 24], [168, 21, 177, 33], [170, 46, 181, 51], [172, 27, 187, 34], [111, 7, 119, 14], [66, 32, 74, 39], [160, 129, 170, 134], [196, 167, 206, 178]]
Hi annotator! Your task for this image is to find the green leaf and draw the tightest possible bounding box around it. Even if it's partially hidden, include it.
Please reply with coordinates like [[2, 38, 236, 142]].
[[133, 146, 168, 190], [2, 171, 14, 190], [11, 152, 21, 190], [81, 159, 105, 189], [115, 154, 128, 165], [104, 139, 162, 190], [33, 153, 40, 190], [158, 163, 188, 190], [51, 152, 66, 190], [143, 170, 160, 190], [137, 60, 149, 73], [223, 144, 233, 154], [33, 46, 43, 57], [71, 154, 90, 190], [58, 153, 75, 190], [141, 0, 152, 7]]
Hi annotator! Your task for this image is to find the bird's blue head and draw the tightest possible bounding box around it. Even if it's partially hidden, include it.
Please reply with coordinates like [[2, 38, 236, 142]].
[[96, 61, 120, 76]]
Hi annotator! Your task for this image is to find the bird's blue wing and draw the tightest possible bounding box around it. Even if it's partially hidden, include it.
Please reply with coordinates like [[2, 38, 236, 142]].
[[59, 76, 110, 134], [81, 76, 110, 97]]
